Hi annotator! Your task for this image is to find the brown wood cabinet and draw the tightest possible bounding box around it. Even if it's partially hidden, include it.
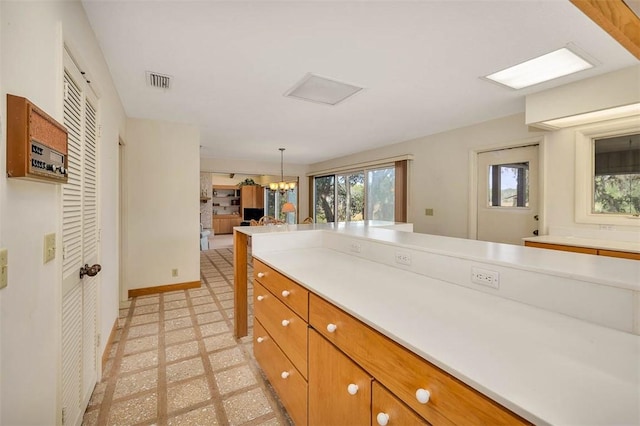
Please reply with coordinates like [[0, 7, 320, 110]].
[[524, 241, 640, 260], [252, 259, 530, 426], [240, 185, 264, 211], [309, 328, 372, 425], [212, 215, 241, 234], [253, 260, 309, 425]]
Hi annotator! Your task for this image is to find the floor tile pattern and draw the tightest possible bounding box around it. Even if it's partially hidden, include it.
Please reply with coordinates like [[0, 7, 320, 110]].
[[83, 248, 291, 426]]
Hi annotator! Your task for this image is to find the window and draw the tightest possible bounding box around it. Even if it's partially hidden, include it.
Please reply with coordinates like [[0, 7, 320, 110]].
[[314, 166, 395, 222], [593, 134, 640, 215], [314, 175, 335, 223], [487, 162, 529, 207], [575, 117, 640, 225], [367, 167, 395, 220], [265, 187, 298, 223]]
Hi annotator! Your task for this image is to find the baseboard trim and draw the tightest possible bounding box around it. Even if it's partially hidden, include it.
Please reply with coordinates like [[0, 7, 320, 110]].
[[102, 319, 118, 372], [128, 280, 201, 298]]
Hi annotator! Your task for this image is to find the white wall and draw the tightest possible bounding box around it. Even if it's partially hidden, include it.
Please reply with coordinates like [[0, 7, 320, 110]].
[[310, 113, 546, 237], [0, 1, 126, 424], [201, 157, 310, 221], [124, 118, 200, 295]]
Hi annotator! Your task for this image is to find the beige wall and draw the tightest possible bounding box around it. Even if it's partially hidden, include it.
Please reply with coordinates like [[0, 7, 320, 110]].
[[123, 118, 200, 295], [310, 110, 640, 238], [0, 1, 126, 423]]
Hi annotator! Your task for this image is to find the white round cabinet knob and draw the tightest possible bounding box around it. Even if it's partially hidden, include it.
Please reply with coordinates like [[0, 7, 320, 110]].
[[376, 413, 390, 426], [257, 272, 265, 278], [281, 319, 290, 327], [281, 371, 290, 379], [281, 290, 290, 297], [256, 295, 264, 301], [256, 337, 265, 343], [347, 383, 359, 395], [416, 388, 431, 404], [326, 323, 337, 333]]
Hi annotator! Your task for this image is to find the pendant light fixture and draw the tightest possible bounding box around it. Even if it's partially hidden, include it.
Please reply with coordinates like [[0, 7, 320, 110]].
[[269, 148, 296, 193]]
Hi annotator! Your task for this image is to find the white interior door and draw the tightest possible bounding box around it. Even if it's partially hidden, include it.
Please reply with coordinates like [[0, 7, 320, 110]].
[[61, 50, 100, 426], [477, 145, 539, 245]]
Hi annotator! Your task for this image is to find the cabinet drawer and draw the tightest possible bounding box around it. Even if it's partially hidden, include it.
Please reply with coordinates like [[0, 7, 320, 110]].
[[373, 381, 431, 426], [309, 294, 529, 425], [254, 259, 309, 320], [254, 320, 308, 426], [254, 282, 308, 378]]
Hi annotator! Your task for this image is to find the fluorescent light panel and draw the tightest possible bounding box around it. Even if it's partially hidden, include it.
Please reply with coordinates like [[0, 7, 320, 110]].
[[541, 103, 640, 128], [485, 47, 594, 89]]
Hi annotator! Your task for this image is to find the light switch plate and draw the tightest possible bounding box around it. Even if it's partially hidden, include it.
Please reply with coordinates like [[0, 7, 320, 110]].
[[0, 248, 7, 266], [44, 233, 56, 264]]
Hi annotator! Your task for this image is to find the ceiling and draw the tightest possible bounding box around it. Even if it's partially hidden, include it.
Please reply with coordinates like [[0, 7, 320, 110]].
[[82, 0, 638, 164]]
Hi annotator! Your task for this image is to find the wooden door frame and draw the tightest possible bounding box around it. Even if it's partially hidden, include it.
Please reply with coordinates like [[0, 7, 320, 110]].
[[467, 136, 546, 241]]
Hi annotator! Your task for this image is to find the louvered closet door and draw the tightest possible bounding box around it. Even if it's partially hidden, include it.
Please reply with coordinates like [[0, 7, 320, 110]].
[[61, 49, 100, 426]]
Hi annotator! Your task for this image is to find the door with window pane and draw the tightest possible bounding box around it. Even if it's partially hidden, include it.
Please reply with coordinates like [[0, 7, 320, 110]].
[[477, 145, 538, 244], [61, 50, 100, 426]]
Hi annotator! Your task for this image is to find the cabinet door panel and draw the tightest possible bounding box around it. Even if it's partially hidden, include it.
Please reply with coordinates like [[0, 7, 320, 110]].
[[309, 329, 372, 426], [373, 382, 430, 426]]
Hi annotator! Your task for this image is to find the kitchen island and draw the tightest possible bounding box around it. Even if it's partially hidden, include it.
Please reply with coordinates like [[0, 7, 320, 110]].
[[233, 223, 639, 425]]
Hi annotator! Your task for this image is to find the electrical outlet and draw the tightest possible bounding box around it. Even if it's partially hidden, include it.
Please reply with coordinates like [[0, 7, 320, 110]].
[[350, 242, 361, 253], [172, 268, 179, 277], [44, 233, 56, 264], [395, 251, 411, 265], [471, 267, 499, 289], [425, 208, 434, 216]]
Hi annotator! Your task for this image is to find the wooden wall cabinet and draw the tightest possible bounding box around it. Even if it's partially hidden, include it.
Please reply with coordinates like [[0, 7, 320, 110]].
[[240, 185, 264, 210]]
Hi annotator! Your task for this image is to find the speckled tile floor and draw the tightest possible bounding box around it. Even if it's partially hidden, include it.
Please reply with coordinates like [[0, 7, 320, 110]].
[[82, 248, 292, 426]]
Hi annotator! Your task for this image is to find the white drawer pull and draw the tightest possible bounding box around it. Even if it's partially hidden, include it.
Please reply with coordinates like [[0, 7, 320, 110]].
[[256, 295, 264, 301], [347, 383, 359, 395], [281, 371, 290, 379], [256, 336, 265, 343], [376, 413, 390, 426], [281, 319, 290, 327], [281, 290, 290, 297], [326, 323, 337, 333], [257, 272, 265, 278], [416, 388, 431, 404]]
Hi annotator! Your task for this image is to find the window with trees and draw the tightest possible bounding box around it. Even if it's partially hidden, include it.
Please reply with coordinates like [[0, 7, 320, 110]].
[[593, 133, 639, 215], [314, 166, 395, 223]]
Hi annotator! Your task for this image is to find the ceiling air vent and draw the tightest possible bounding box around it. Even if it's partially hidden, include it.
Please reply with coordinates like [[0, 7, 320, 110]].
[[284, 73, 363, 106], [146, 71, 172, 89]]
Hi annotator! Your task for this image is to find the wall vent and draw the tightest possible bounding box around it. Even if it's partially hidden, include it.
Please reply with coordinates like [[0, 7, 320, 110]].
[[146, 71, 172, 89]]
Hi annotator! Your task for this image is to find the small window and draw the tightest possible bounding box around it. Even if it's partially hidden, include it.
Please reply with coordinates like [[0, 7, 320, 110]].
[[593, 133, 640, 215], [487, 162, 529, 207]]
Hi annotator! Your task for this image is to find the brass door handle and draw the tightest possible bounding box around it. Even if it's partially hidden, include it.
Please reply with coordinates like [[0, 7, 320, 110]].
[[79, 264, 102, 279]]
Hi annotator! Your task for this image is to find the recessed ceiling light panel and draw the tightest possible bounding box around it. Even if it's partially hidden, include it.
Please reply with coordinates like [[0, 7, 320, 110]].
[[484, 47, 594, 90], [284, 73, 363, 106]]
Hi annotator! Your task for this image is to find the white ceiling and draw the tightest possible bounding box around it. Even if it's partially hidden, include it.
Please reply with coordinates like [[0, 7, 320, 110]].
[[82, 0, 638, 164]]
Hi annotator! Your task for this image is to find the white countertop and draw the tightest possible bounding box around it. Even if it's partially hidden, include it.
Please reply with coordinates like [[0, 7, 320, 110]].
[[254, 247, 640, 426], [240, 225, 640, 292], [524, 235, 640, 254]]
